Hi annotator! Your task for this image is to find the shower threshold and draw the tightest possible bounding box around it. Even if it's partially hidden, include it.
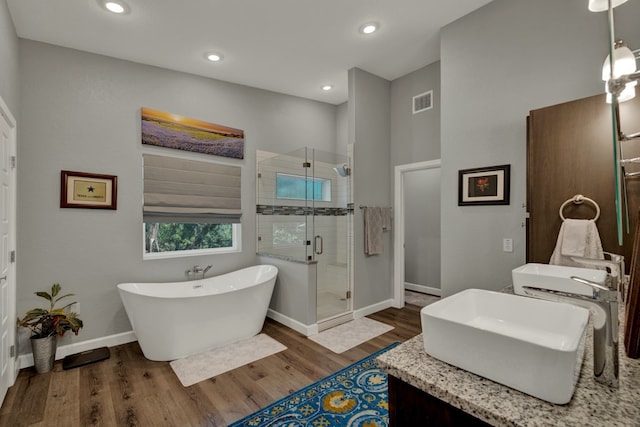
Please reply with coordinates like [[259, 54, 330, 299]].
[[317, 312, 354, 332]]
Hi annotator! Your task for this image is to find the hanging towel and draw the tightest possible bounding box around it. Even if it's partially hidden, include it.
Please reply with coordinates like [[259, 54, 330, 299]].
[[549, 219, 604, 267], [364, 207, 384, 255]]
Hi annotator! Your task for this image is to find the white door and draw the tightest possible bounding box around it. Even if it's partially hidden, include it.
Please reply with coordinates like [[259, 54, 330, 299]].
[[0, 97, 16, 405]]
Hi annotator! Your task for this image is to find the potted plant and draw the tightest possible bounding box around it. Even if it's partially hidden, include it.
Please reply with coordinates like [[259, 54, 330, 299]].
[[17, 283, 83, 373]]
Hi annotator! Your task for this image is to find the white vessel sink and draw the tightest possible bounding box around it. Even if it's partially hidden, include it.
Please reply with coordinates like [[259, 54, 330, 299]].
[[512, 263, 607, 297], [421, 289, 589, 404]]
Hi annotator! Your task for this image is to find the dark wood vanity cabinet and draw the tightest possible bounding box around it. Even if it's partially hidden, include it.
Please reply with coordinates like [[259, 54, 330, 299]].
[[387, 375, 492, 426]]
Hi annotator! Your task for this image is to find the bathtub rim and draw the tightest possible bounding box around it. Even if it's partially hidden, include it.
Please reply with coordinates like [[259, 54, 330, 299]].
[[117, 264, 278, 299]]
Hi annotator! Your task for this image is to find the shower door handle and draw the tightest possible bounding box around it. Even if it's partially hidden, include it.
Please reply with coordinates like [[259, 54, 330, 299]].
[[314, 235, 323, 255]]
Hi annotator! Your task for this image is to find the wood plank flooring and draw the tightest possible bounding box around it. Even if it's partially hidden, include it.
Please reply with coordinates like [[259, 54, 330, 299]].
[[0, 305, 423, 427]]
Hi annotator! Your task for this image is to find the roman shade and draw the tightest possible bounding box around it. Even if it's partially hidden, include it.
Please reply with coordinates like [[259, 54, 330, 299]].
[[143, 154, 241, 224]]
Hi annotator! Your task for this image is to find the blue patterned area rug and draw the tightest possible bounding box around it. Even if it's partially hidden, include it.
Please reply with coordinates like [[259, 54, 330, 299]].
[[229, 342, 400, 427]]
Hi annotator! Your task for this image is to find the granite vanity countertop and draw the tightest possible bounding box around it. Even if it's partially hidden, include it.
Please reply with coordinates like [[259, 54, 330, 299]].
[[377, 311, 640, 426]]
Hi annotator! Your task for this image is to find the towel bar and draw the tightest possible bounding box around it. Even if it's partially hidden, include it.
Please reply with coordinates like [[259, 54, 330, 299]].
[[559, 194, 600, 221], [359, 205, 392, 209]]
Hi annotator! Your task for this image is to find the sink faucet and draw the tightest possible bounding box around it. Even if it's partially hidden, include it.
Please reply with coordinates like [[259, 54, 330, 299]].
[[520, 257, 621, 388]]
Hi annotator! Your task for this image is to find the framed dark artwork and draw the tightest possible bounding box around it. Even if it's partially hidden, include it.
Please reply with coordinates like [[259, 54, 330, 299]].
[[458, 164, 510, 206], [141, 107, 245, 159], [61, 170, 117, 210]]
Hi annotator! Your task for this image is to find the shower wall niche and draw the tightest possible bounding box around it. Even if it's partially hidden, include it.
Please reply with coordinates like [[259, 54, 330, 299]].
[[257, 148, 353, 325]]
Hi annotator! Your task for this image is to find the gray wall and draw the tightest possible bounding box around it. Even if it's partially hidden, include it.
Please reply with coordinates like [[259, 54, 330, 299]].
[[258, 256, 316, 326], [0, 0, 19, 115], [17, 40, 338, 346], [349, 68, 392, 309], [335, 102, 348, 157], [390, 61, 441, 166], [440, 0, 640, 297], [389, 61, 442, 294]]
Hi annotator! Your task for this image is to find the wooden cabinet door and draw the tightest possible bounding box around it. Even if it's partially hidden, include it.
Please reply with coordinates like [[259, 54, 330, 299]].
[[527, 93, 640, 269]]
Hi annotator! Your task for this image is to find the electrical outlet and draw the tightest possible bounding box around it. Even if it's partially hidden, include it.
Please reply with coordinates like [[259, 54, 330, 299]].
[[503, 238, 513, 253]]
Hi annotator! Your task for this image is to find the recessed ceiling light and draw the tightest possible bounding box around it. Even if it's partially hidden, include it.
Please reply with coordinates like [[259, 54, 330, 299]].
[[205, 52, 224, 62], [101, 0, 129, 14], [359, 22, 379, 35], [321, 85, 334, 91]]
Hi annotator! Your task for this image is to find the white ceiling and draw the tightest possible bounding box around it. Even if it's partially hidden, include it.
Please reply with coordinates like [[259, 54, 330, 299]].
[[7, 0, 493, 105]]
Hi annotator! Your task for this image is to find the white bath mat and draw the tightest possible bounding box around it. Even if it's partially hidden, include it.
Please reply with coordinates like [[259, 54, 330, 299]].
[[405, 290, 440, 308], [169, 333, 286, 387], [308, 317, 394, 354]]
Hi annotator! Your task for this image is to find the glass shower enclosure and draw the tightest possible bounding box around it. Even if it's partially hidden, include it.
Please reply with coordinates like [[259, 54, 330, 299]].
[[257, 147, 352, 323]]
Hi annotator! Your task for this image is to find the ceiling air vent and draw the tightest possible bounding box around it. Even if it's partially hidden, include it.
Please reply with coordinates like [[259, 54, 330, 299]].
[[412, 90, 433, 114]]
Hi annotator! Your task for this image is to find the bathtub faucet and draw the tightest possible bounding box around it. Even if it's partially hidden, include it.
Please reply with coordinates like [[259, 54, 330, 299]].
[[185, 264, 212, 280]]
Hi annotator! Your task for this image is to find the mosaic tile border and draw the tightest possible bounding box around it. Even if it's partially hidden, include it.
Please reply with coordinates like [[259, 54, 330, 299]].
[[256, 204, 354, 216]]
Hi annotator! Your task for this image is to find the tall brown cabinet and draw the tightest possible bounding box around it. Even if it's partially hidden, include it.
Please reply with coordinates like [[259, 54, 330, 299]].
[[527, 93, 640, 270]]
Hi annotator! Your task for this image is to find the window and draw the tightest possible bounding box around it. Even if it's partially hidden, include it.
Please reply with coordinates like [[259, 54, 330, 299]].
[[144, 222, 240, 258], [143, 154, 242, 258], [276, 173, 331, 202]]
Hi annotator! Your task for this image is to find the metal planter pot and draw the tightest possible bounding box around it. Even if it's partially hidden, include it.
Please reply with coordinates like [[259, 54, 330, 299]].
[[30, 335, 58, 373]]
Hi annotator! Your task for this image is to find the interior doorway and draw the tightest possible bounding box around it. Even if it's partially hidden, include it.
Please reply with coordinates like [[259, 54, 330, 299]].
[[0, 95, 17, 405], [393, 160, 441, 308]]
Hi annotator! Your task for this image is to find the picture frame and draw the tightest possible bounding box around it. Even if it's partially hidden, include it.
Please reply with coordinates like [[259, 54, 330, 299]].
[[61, 170, 118, 210], [458, 164, 510, 206], [141, 107, 245, 159]]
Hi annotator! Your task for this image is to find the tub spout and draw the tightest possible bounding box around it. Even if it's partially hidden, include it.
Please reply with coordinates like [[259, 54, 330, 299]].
[[186, 265, 203, 280], [186, 265, 212, 280]]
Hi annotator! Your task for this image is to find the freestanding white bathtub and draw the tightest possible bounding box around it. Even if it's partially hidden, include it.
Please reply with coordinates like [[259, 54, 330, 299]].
[[117, 265, 278, 361]]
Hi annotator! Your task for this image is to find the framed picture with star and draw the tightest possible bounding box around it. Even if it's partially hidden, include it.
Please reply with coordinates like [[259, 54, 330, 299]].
[[61, 170, 117, 210], [458, 164, 510, 206]]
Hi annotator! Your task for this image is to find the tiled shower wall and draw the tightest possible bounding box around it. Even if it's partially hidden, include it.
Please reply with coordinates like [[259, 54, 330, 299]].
[[256, 150, 351, 298], [256, 150, 350, 257]]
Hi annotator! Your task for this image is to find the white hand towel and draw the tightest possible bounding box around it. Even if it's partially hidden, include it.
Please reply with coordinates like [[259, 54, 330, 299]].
[[560, 219, 589, 257], [550, 219, 604, 267]]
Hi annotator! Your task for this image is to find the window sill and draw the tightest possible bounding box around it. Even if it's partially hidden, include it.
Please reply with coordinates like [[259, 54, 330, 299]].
[[144, 246, 241, 260]]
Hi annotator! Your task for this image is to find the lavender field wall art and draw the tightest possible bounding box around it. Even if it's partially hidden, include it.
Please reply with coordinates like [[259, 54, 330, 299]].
[[141, 107, 244, 159]]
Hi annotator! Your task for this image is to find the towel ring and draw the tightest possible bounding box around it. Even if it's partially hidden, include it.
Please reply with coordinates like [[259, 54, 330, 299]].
[[559, 194, 600, 221]]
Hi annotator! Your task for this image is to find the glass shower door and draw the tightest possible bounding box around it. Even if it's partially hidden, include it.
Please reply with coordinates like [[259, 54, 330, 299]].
[[310, 149, 352, 323], [256, 146, 352, 325]]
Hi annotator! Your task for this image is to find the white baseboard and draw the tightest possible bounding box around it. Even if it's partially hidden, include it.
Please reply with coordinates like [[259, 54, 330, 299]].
[[405, 283, 442, 297], [353, 299, 393, 319], [267, 309, 318, 336], [268, 299, 395, 337], [17, 331, 137, 370]]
